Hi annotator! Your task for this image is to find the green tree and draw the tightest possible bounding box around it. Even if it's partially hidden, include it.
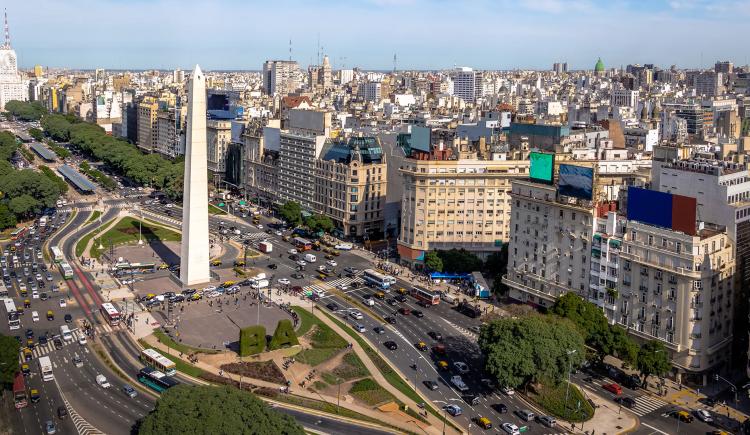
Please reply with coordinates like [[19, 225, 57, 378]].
[[41, 114, 72, 142], [636, 340, 671, 382], [437, 248, 483, 273], [279, 201, 302, 227], [305, 214, 333, 234], [612, 325, 639, 366], [39, 165, 69, 194], [28, 127, 44, 141], [139, 385, 304, 435], [0, 334, 20, 388], [0, 204, 17, 230], [8, 195, 39, 217], [424, 251, 443, 272], [484, 243, 509, 277], [0, 131, 18, 161], [479, 315, 585, 388], [239, 325, 266, 356], [268, 320, 299, 350], [550, 293, 617, 361], [5, 101, 46, 121]]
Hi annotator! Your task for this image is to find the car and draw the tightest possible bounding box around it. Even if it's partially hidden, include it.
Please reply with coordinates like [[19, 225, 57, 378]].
[[32, 290, 39, 299], [383, 341, 398, 350], [45, 420, 57, 435], [59, 299, 66, 308], [386, 298, 397, 306], [491, 403, 508, 413], [614, 396, 636, 408], [181, 289, 197, 296], [57, 405, 67, 419], [40, 292, 48, 301], [469, 325, 481, 334], [326, 303, 339, 311], [373, 326, 385, 334], [423, 380, 439, 390], [453, 361, 470, 374], [501, 386, 515, 396], [38, 335, 48, 345], [398, 307, 411, 315], [480, 378, 496, 390], [78, 335, 87, 345], [416, 341, 428, 351], [349, 310, 363, 320], [344, 266, 358, 274], [464, 394, 481, 406], [64, 314, 72, 323], [667, 410, 693, 423], [444, 404, 462, 416], [275, 278, 290, 286], [475, 416, 492, 430], [537, 415, 556, 428], [385, 316, 396, 324], [53, 337, 63, 350], [501, 423, 521, 435], [395, 294, 407, 302], [72, 355, 83, 368], [291, 273, 304, 279], [337, 284, 348, 291], [47, 310, 54, 320], [412, 310, 424, 318], [326, 260, 337, 267], [296, 260, 307, 267], [353, 323, 366, 333], [25, 328, 34, 339], [122, 385, 137, 398], [602, 383, 623, 395], [268, 263, 278, 270], [694, 409, 713, 422], [428, 331, 443, 341]]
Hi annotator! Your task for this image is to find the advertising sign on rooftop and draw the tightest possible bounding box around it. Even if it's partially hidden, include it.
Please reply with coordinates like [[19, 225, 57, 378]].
[[558, 164, 594, 200], [529, 152, 554, 184]]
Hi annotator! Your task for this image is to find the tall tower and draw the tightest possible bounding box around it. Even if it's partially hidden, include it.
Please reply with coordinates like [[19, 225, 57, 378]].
[[180, 65, 211, 287]]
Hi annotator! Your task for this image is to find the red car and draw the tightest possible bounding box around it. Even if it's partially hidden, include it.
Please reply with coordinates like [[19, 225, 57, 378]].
[[603, 383, 623, 395]]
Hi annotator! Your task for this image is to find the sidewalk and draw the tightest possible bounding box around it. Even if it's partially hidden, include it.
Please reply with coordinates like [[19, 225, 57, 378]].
[[574, 385, 639, 434]]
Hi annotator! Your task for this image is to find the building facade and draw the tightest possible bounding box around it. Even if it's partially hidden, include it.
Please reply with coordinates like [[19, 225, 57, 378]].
[[207, 119, 232, 183], [136, 100, 159, 153]]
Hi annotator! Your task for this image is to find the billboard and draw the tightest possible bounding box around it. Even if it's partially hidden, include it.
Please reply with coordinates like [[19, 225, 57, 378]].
[[558, 164, 594, 200], [529, 152, 554, 184], [626, 187, 696, 235], [411, 126, 431, 152]]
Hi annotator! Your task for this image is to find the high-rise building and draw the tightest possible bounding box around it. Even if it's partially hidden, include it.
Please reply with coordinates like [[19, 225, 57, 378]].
[[340, 69, 354, 85], [262, 60, 300, 96], [33, 64, 42, 78], [136, 99, 159, 153], [611, 88, 640, 109], [694, 71, 725, 97], [0, 11, 26, 111], [207, 119, 232, 183], [358, 82, 381, 102], [156, 106, 186, 159], [452, 67, 478, 103], [552, 62, 568, 73], [715, 61, 734, 74]]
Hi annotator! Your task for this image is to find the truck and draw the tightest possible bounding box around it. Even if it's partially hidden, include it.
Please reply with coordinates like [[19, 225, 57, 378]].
[[304, 253, 317, 263], [38, 356, 53, 381], [39, 216, 47, 228], [251, 279, 269, 290], [441, 292, 457, 305], [457, 300, 482, 318], [258, 241, 272, 253], [451, 375, 469, 392]]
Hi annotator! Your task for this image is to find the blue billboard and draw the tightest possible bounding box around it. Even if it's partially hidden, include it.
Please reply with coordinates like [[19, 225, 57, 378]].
[[626, 187, 672, 229], [558, 164, 594, 200]]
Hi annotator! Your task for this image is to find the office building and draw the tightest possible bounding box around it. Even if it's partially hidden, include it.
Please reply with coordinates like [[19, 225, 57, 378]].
[[262, 60, 300, 96], [358, 82, 381, 102], [0, 12, 26, 111], [611, 88, 639, 109], [452, 67, 479, 103], [695, 72, 724, 97], [207, 119, 232, 183], [136, 99, 159, 152], [715, 61, 733, 74], [552, 62, 568, 73], [155, 107, 186, 159]]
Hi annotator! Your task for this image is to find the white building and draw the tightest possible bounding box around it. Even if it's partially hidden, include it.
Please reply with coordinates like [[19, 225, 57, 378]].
[[452, 67, 478, 103], [339, 69, 354, 85], [262, 60, 301, 96], [610, 88, 639, 109], [0, 13, 26, 111], [358, 82, 381, 103]]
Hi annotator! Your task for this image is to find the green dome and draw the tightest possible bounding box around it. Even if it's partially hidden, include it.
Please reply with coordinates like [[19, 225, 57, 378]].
[[594, 57, 605, 72]]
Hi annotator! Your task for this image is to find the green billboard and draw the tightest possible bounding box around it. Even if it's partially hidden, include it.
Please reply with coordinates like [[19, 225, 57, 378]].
[[529, 152, 554, 184]]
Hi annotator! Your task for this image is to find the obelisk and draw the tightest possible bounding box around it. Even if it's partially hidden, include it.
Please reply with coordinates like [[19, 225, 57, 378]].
[[180, 65, 211, 286]]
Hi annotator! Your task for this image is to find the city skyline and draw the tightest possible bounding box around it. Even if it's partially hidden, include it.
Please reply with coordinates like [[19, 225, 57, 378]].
[[7, 0, 750, 70]]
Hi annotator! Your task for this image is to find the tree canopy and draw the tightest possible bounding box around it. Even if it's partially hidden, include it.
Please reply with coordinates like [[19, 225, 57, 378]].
[[636, 340, 671, 381], [305, 214, 333, 234], [479, 315, 585, 388], [436, 248, 483, 273], [139, 385, 304, 435], [0, 334, 20, 389], [279, 201, 302, 227], [28, 128, 44, 141], [5, 101, 46, 121], [424, 251, 443, 272]]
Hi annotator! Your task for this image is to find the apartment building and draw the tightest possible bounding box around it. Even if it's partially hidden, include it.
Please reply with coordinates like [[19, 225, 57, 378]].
[[503, 180, 595, 307], [398, 156, 529, 268], [243, 120, 280, 207], [314, 136, 387, 237], [136, 99, 159, 153], [155, 106, 186, 159], [618, 219, 734, 384], [207, 119, 232, 183], [262, 60, 301, 96]]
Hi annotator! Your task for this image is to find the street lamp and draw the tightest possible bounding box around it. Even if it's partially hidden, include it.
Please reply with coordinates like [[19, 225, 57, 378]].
[[564, 349, 577, 418], [433, 398, 461, 435]]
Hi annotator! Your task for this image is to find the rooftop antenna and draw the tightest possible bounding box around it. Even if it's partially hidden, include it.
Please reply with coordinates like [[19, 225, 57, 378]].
[[317, 33, 320, 66], [393, 53, 397, 73], [2, 9, 10, 49], [289, 38, 292, 61]]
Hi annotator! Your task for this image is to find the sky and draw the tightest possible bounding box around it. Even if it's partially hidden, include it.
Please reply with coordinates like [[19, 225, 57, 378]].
[[7, 0, 750, 71]]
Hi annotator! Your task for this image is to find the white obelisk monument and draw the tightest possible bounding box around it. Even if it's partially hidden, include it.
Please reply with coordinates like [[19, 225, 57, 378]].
[[180, 65, 211, 286]]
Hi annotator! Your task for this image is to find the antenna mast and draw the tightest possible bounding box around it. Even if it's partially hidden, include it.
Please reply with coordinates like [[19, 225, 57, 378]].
[[289, 39, 292, 61], [2, 9, 10, 49]]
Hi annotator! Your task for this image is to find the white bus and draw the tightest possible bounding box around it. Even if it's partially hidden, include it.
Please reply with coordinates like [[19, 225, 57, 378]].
[[50, 246, 64, 263], [100, 303, 120, 326], [140, 348, 177, 376], [38, 356, 53, 381], [3, 298, 20, 330], [362, 269, 392, 290], [59, 261, 74, 279]]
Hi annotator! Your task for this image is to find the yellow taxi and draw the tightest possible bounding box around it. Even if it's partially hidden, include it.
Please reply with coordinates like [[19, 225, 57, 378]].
[[475, 417, 492, 430], [46, 310, 54, 320], [222, 281, 236, 287], [233, 260, 246, 267], [397, 288, 408, 295], [26, 338, 34, 349], [23, 299, 31, 308], [20, 288, 27, 297], [15, 306, 23, 316], [210, 259, 222, 266], [21, 363, 30, 375], [158, 263, 169, 270], [22, 348, 32, 361], [30, 388, 40, 403], [416, 342, 428, 352], [190, 293, 202, 301], [437, 360, 449, 370]]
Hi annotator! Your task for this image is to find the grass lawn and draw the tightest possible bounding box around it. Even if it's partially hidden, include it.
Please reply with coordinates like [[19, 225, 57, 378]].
[[330, 352, 368, 381], [90, 217, 181, 258], [153, 329, 219, 355], [75, 218, 115, 257], [291, 306, 347, 367], [84, 210, 102, 224], [138, 339, 205, 378], [209, 204, 227, 215], [349, 378, 397, 406], [531, 381, 594, 423]]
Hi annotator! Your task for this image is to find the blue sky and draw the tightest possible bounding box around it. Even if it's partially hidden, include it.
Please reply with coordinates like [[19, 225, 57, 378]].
[[8, 0, 750, 70]]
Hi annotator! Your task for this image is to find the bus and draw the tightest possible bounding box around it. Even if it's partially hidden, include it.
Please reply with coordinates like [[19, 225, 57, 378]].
[[140, 349, 177, 376], [411, 287, 441, 306], [112, 262, 156, 276], [59, 261, 74, 279], [38, 356, 53, 381], [362, 269, 392, 290], [292, 237, 312, 251], [13, 372, 27, 409], [50, 246, 64, 263], [137, 367, 179, 393], [100, 303, 121, 326], [10, 227, 26, 241], [4, 298, 20, 330]]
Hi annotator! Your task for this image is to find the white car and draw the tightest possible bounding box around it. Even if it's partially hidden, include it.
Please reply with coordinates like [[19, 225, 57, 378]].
[[32, 290, 39, 299], [501, 423, 521, 435], [203, 285, 217, 292], [337, 284, 349, 291], [326, 260, 337, 267], [296, 260, 307, 267], [288, 248, 298, 255], [277, 278, 290, 286], [695, 409, 712, 422], [165, 203, 173, 208], [256, 224, 263, 229], [275, 231, 283, 236], [59, 299, 67, 308], [78, 335, 87, 345], [349, 310, 364, 320], [207, 291, 222, 298], [453, 361, 470, 374], [501, 386, 515, 396]]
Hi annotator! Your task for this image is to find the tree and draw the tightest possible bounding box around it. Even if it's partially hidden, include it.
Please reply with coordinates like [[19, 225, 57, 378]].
[[239, 325, 266, 356], [0, 334, 20, 388], [279, 201, 302, 227], [8, 195, 39, 217], [484, 243, 509, 277], [0, 204, 17, 230], [28, 128, 44, 141], [5, 101, 46, 121], [305, 214, 334, 234], [424, 251, 443, 272], [139, 385, 304, 435], [268, 320, 299, 350], [636, 340, 671, 382], [549, 292, 622, 362], [437, 249, 483, 273], [479, 315, 585, 388]]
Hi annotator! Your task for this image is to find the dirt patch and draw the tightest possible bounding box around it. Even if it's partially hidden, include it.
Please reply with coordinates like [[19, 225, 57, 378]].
[[220, 360, 287, 384], [118, 226, 140, 235]]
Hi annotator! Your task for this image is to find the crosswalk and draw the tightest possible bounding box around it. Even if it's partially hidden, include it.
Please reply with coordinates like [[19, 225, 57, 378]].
[[19, 328, 88, 363], [306, 274, 363, 297], [630, 395, 668, 416], [59, 203, 131, 214]]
